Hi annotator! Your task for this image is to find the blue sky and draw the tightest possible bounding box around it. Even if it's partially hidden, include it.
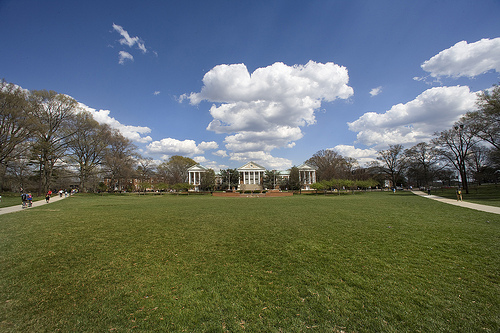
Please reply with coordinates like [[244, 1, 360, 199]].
[[1, 0, 500, 170]]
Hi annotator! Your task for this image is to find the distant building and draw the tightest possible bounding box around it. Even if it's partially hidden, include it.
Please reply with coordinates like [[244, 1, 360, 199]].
[[297, 163, 317, 190], [237, 161, 267, 192], [187, 164, 209, 192], [188, 161, 316, 191]]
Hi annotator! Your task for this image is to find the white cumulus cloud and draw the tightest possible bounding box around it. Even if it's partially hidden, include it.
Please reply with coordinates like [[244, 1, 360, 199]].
[[422, 38, 500, 78], [332, 145, 378, 166], [78, 103, 152, 143], [182, 60, 353, 162], [213, 150, 228, 157], [194, 156, 208, 163], [146, 138, 218, 156], [229, 151, 292, 170], [348, 85, 477, 148], [198, 141, 219, 150]]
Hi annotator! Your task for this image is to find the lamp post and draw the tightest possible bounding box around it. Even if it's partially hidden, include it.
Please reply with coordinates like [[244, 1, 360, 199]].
[[454, 124, 466, 192]]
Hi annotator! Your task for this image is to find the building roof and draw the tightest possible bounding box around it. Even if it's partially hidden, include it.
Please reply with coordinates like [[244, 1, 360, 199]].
[[237, 161, 267, 171], [297, 163, 316, 171], [187, 164, 209, 172]]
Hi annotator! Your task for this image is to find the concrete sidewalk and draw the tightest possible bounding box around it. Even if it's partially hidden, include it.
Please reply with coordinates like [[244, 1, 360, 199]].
[[0, 194, 68, 216], [412, 190, 500, 215]]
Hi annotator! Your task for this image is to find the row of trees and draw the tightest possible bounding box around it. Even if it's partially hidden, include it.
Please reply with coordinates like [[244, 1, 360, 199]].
[[0, 82, 204, 194], [2, 80, 499, 194], [372, 83, 500, 194], [0, 83, 149, 195]]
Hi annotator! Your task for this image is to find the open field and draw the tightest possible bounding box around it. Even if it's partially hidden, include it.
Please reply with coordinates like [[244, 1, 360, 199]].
[[1, 192, 499, 332], [0, 193, 45, 209], [432, 184, 500, 207]]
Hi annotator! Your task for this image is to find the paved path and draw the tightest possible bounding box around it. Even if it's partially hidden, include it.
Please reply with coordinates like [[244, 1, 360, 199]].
[[412, 190, 500, 214], [0, 194, 68, 216]]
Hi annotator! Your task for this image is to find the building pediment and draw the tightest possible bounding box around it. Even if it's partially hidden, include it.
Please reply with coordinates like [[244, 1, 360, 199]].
[[237, 161, 266, 171], [187, 164, 209, 172], [297, 163, 316, 171]]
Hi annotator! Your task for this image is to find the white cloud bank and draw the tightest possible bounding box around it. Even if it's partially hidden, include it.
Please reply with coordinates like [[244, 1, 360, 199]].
[[182, 60, 353, 169], [348, 85, 477, 149], [147, 138, 218, 157], [332, 145, 378, 165], [78, 103, 152, 143], [422, 37, 500, 78]]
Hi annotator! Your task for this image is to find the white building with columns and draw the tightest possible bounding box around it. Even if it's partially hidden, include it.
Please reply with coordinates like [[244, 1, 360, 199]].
[[187, 161, 317, 191], [297, 163, 317, 190], [237, 161, 267, 191], [187, 164, 209, 191]]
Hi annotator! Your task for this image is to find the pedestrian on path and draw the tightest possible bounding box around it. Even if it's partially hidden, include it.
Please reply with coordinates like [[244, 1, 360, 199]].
[[46, 191, 51, 203], [21, 192, 27, 208], [456, 188, 462, 201]]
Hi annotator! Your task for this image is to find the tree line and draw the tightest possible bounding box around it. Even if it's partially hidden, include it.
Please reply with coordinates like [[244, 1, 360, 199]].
[[1, 80, 498, 194], [370, 82, 500, 194]]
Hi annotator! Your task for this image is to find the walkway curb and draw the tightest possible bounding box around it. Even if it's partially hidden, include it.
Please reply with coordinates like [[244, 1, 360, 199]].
[[412, 190, 500, 215]]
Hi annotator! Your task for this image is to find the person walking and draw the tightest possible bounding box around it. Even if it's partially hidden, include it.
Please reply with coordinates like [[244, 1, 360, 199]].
[[456, 188, 462, 201], [46, 191, 51, 203], [27, 193, 33, 207], [21, 192, 27, 208]]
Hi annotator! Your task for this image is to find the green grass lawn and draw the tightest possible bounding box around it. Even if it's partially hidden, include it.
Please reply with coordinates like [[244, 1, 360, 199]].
[[0, 192, 45, 208], [433, 184, 500, 207], [1, 192, 499, 332]]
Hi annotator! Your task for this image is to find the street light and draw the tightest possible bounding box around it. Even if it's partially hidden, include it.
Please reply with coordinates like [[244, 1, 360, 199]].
[[454, 124, 465, 189]]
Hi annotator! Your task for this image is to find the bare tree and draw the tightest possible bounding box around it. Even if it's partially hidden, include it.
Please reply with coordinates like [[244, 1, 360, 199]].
[[433, 121, 478, 194], [136, 157, 156, 182], [68, 111, 113, 192], [467, 145, 490, 185], [376, 144, 408, 188], [306, 149, 353, 181], [405, 142, 441, 187], [29, 90, 78, 195], [103, 130, 137, 192], [465, 82, 500, 150], [157, 155, 196, 185], [0, 82, 32, 189]]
